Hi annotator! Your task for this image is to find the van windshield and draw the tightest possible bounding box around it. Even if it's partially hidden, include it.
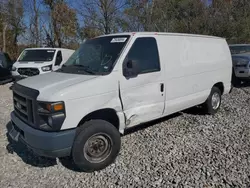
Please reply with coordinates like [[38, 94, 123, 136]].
[[18, 49, 56, 62], [58, 35, 130, 75], [230, 45, 250, 55]]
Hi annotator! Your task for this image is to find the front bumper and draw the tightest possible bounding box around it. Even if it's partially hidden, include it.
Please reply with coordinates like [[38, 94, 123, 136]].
[[0, 75, 13, 84], [9, 112, 76, 158], [12, 75, 27, 82]]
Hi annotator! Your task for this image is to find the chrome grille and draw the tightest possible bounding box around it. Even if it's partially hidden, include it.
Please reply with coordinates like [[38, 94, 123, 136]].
[[12, 84, 39, 127], [13, 91, 34, 124], [17, 68, 40, 77]]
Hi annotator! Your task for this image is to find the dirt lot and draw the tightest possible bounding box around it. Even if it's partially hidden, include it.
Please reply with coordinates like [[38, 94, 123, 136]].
[[0, 82, 250, 188]]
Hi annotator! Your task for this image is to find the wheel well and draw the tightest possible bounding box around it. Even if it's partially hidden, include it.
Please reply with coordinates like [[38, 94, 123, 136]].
[[213, 82, 224, 94], [78, 108, 120, 130]]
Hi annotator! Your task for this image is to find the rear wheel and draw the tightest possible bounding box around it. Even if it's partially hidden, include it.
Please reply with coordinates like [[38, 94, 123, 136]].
[[72, 120, 121, 172], [203, 86, 222, 115]]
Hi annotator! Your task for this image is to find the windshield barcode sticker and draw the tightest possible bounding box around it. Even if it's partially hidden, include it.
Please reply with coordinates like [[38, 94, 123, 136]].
[[47, 50, 55, 52], [111, 38, 127, 43]]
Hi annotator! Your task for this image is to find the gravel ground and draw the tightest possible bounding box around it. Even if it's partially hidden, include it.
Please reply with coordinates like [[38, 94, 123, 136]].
[[0, 82, 250, 188]]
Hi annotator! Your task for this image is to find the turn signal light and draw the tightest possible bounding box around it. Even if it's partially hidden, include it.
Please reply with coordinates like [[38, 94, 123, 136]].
[[45, 103, 64, 112], [53, 103, 64, 111]]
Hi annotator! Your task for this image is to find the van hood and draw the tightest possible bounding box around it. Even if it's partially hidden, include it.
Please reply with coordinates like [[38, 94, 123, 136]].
[[232, 53, 250, 60], [17, 72, 98, 99], [13, 61, 53, 68]]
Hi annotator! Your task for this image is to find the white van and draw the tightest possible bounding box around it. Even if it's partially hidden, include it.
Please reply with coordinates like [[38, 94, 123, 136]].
[[9, 32, 232, 172], [11, 48, 74, 79]]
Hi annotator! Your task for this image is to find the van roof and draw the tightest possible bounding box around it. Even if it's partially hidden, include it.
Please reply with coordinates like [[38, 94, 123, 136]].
[[24, 47, 74, 51], [99, 32, 223, 40]]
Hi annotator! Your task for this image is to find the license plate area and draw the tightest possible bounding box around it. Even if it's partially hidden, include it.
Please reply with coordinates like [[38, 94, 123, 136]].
[[9, 126, 20, 142], [9, 122, 24, 142]]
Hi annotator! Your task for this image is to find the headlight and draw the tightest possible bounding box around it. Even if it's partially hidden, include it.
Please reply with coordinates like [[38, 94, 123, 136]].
[[38, 101, 65, 113], [38, 101, 66, 131], [41, 65, 52, 71], [11, 66, 17, 71]]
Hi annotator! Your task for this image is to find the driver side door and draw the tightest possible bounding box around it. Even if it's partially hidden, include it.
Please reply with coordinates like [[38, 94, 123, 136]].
[[53, 50, 63, 70], [119, 37, 165, 128]]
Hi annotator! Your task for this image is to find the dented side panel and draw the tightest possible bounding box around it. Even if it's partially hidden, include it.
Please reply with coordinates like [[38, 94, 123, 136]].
[[120, 74, 165, 128], [117, 35, 166, 128]]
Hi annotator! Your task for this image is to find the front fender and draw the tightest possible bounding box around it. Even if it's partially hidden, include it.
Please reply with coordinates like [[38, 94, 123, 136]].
[[61, 90, 126, 133]]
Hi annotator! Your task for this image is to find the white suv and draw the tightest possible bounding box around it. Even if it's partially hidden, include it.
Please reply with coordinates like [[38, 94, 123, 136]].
[[11, 48, 74, 80], [229, 44, 250, 84]]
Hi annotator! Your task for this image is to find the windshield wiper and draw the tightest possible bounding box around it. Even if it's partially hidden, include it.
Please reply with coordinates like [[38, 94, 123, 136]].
[[72, 64, 96, 75]]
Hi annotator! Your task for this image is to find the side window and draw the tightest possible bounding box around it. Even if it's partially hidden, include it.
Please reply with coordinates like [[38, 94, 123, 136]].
[[126, 37, 160, 74], [55, 51, 63, 66]]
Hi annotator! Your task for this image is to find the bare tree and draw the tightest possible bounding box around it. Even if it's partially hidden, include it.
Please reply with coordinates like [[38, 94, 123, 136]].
[[44, 0, 61, 47], [25, 0, 42, 46], [0, 0, 24, 57], [0, 0, 9, 52], [2, 24, 8, 52], [122, 0, 155, 32], [44, 0, 77, 47], [76, 0, 127, 35]]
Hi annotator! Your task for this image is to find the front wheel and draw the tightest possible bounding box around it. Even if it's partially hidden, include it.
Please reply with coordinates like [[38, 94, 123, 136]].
[[72, 120, 121, 172], [203, 86, 222, 115]]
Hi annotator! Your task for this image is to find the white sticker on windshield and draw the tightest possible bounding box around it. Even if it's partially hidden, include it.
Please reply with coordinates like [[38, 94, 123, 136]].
[[111, 38, 127, 43], [47, 50, 55, 53]]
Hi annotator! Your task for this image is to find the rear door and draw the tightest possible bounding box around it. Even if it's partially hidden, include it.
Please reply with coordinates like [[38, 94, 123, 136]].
[[119, 37, 165, 127]]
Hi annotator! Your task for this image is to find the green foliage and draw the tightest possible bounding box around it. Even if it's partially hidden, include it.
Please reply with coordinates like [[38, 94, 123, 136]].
[[2, 0, 250, 60], [123, 0, 250, 43], [0, 0, 25, 59]]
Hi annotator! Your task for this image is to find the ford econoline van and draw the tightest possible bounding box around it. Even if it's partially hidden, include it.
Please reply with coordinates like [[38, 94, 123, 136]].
[[11, 48, 74, 79], [9, 32, 232, 172]]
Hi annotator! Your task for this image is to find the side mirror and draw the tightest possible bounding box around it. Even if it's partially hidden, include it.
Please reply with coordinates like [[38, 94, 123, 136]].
[[123, 59, 139, 78]]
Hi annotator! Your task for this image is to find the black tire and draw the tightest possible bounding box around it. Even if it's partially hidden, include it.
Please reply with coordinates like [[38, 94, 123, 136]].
[[72, 120, 121, 172], [203, 86, 222, 115], [234, 78, 241, 87]]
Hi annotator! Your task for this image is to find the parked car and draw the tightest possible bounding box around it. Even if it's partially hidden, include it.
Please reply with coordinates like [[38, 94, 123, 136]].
[[0, 52, 13, 84], [11, 48, 74, 80], [9, 32, 232, 172], [229, 44, 250, 85]]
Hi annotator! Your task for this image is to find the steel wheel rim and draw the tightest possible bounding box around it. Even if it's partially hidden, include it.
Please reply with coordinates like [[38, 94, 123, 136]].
[[83, 133, 112, 163], [211, 92, 220, 110]]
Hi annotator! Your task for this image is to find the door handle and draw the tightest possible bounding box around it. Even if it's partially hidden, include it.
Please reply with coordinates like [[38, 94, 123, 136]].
[[160, 83, 164, 92]]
